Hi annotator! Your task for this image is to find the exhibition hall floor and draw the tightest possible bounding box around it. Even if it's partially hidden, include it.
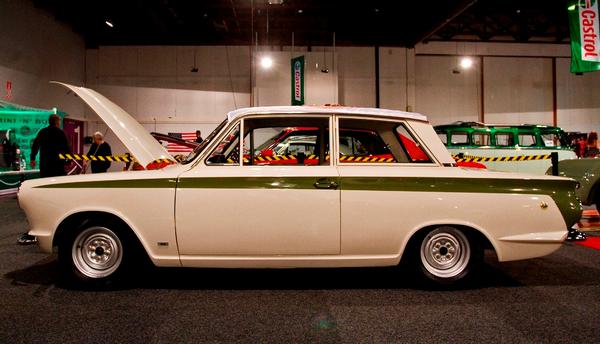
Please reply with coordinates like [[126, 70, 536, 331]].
[[1, 196, 599, 343]]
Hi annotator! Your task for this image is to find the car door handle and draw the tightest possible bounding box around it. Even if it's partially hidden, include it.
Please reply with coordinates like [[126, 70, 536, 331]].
[[314, 178, 338, 190]]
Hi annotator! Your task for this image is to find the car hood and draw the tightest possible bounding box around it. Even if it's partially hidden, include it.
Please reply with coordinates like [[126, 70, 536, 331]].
[[53, 82, 174, 168]]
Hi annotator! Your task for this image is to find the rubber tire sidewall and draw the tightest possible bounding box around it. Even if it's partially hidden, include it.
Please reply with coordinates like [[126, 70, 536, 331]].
[[411, 227, 482, 286], [58, 220, 131, 289]]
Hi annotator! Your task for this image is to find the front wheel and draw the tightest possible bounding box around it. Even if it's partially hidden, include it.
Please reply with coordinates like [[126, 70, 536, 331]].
[[59, 223, 130, 287], [415, 226, 481, 284]]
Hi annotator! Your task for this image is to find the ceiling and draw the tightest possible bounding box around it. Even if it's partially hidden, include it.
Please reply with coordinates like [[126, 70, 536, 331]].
[[32, 0, 571, 48]]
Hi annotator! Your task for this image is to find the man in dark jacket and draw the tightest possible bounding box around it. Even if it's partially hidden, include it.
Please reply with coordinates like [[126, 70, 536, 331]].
[[19, 114, 69, 245], [30, 114, 69, 177], [87, 131, 112, 173]]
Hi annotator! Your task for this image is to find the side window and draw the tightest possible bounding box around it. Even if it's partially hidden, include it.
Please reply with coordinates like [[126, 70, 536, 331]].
[[437, 132, 448, 145], [472, 133, 491, 146], [338, 118, 432, 164], [242, 117, 328, 166], [206, 123, 240, 165], [450, 132, 469, 145], [495, 133, 515, 147], [541, 133, 561, 147], [518, 133, 536, 146]]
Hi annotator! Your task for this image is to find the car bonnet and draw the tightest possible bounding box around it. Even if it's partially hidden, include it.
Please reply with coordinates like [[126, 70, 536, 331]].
[[53, 82, 175, 169]]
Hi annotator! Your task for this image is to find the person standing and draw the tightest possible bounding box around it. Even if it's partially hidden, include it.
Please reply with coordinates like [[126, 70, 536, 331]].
[[30, 114, 69, 177], [19, 114, 69, 245], [87, 131, 112, 173], [195, 130, 204, 144]]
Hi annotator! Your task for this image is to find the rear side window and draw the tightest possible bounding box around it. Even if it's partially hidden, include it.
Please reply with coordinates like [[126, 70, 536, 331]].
[[338, 118, 432, 164]]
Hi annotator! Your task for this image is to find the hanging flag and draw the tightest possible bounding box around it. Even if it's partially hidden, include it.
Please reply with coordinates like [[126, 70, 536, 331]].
[[291, 56, 304, 105], [569, 0, 600, 73]]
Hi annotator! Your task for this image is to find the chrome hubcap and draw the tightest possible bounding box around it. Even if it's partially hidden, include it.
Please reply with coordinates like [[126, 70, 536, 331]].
[[72, 226, 122, 279], [420, 227, 470, 279]]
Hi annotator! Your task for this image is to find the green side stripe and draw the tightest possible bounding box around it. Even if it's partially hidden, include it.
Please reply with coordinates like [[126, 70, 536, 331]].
[[35, 179, 177, 188], [35, 176, 581, 227]]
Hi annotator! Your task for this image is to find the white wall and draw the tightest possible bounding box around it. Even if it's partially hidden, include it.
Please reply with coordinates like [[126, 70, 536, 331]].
[[484, 57, 553, 125], [0, 0, 85, 116], [415, 55, 481, 125], [556, 57, 600, 134]]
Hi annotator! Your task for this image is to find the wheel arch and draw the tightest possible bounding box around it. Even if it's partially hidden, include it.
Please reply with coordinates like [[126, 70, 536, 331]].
[[400, 221, 498, 263], [53, 210, 151, 262]]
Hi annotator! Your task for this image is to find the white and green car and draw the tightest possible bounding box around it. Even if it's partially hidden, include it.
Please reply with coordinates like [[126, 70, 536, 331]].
[[17, 83, 582, 287]]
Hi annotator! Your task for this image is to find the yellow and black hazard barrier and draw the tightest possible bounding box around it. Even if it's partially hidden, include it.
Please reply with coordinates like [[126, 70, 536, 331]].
[[339, 155, 395, 163], [452, 154, 552, 163], [59, 153, 175, 165], [228, 154, 396, 164]]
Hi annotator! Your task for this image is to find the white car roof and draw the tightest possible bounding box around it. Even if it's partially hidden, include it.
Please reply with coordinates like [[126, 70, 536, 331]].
[[227, 106, 428, 123]]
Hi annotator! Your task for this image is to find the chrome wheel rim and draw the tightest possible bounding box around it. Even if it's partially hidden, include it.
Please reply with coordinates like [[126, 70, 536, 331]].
[[420, 227, 470, 279], [72, 226, 123, 279]]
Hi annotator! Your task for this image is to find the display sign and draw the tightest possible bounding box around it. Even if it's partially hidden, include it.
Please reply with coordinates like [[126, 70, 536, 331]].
[[569, 0, 600, 73], [0, 111, 62, 170], [291, 56, 305, 105]]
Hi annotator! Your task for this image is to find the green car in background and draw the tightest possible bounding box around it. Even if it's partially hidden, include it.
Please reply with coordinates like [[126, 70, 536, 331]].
[[549, 158, 600, 211]]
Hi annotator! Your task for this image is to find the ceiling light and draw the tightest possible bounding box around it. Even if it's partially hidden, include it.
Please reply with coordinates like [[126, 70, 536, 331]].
[[297, 9, 303, 14], [460, 57, 473, 69], [260, 56, 273, 69], [105, 20, 114, 28]]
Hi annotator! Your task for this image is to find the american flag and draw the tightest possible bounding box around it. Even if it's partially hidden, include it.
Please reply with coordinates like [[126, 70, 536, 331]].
[[166, 132, 198, 153]]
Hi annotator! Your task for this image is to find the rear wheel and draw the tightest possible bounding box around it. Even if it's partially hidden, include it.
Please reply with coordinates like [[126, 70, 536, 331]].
[[414, 226, 481, 284], [59, 221, 131, 287]]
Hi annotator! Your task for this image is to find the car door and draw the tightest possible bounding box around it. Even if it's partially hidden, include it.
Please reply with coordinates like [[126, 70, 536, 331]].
[[175, 115, 340, 260], [335, 116, 442, 256]]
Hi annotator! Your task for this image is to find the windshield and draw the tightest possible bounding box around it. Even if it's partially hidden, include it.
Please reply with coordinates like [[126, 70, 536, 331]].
[[182, 119, 228, 164]]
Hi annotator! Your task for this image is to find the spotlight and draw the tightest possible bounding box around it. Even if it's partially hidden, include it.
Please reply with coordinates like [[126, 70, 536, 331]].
[[460, 57, 473, 69], [260, 56, 273, 69], [105, 20, 114, 28]]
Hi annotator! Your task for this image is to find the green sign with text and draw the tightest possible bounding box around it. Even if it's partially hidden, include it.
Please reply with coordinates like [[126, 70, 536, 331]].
[[291, 56, 305, 105]]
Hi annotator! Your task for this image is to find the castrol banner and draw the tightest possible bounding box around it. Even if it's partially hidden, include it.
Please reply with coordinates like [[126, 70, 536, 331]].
[[569, 0, 600, 73], [291, 55, 304, 105]]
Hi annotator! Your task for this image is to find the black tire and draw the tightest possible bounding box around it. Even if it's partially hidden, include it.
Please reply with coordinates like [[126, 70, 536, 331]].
[[58, 220, 134, 288], [409, 226, 482, 285]]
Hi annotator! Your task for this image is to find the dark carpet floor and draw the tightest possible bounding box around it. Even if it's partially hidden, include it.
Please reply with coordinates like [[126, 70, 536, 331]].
[[1, 196, 599, 343]]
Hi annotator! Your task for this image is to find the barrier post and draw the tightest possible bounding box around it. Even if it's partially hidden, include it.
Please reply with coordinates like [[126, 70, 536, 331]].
[[551, 152, 559, 176]]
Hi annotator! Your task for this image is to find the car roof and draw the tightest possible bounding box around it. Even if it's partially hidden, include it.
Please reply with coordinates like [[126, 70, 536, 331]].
[[227, 106, 428, 123]]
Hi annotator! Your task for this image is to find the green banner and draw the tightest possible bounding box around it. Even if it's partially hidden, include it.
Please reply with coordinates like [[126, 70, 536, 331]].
[[568, 0, 600, 73], [291, 56, 305, 105], [0, 110, 63, 170]]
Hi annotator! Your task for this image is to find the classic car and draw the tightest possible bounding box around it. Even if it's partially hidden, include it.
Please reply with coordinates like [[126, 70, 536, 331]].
[[435, 122, 576, 174], [17, 83, 582, 287], [548, 158, 600, 210]]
